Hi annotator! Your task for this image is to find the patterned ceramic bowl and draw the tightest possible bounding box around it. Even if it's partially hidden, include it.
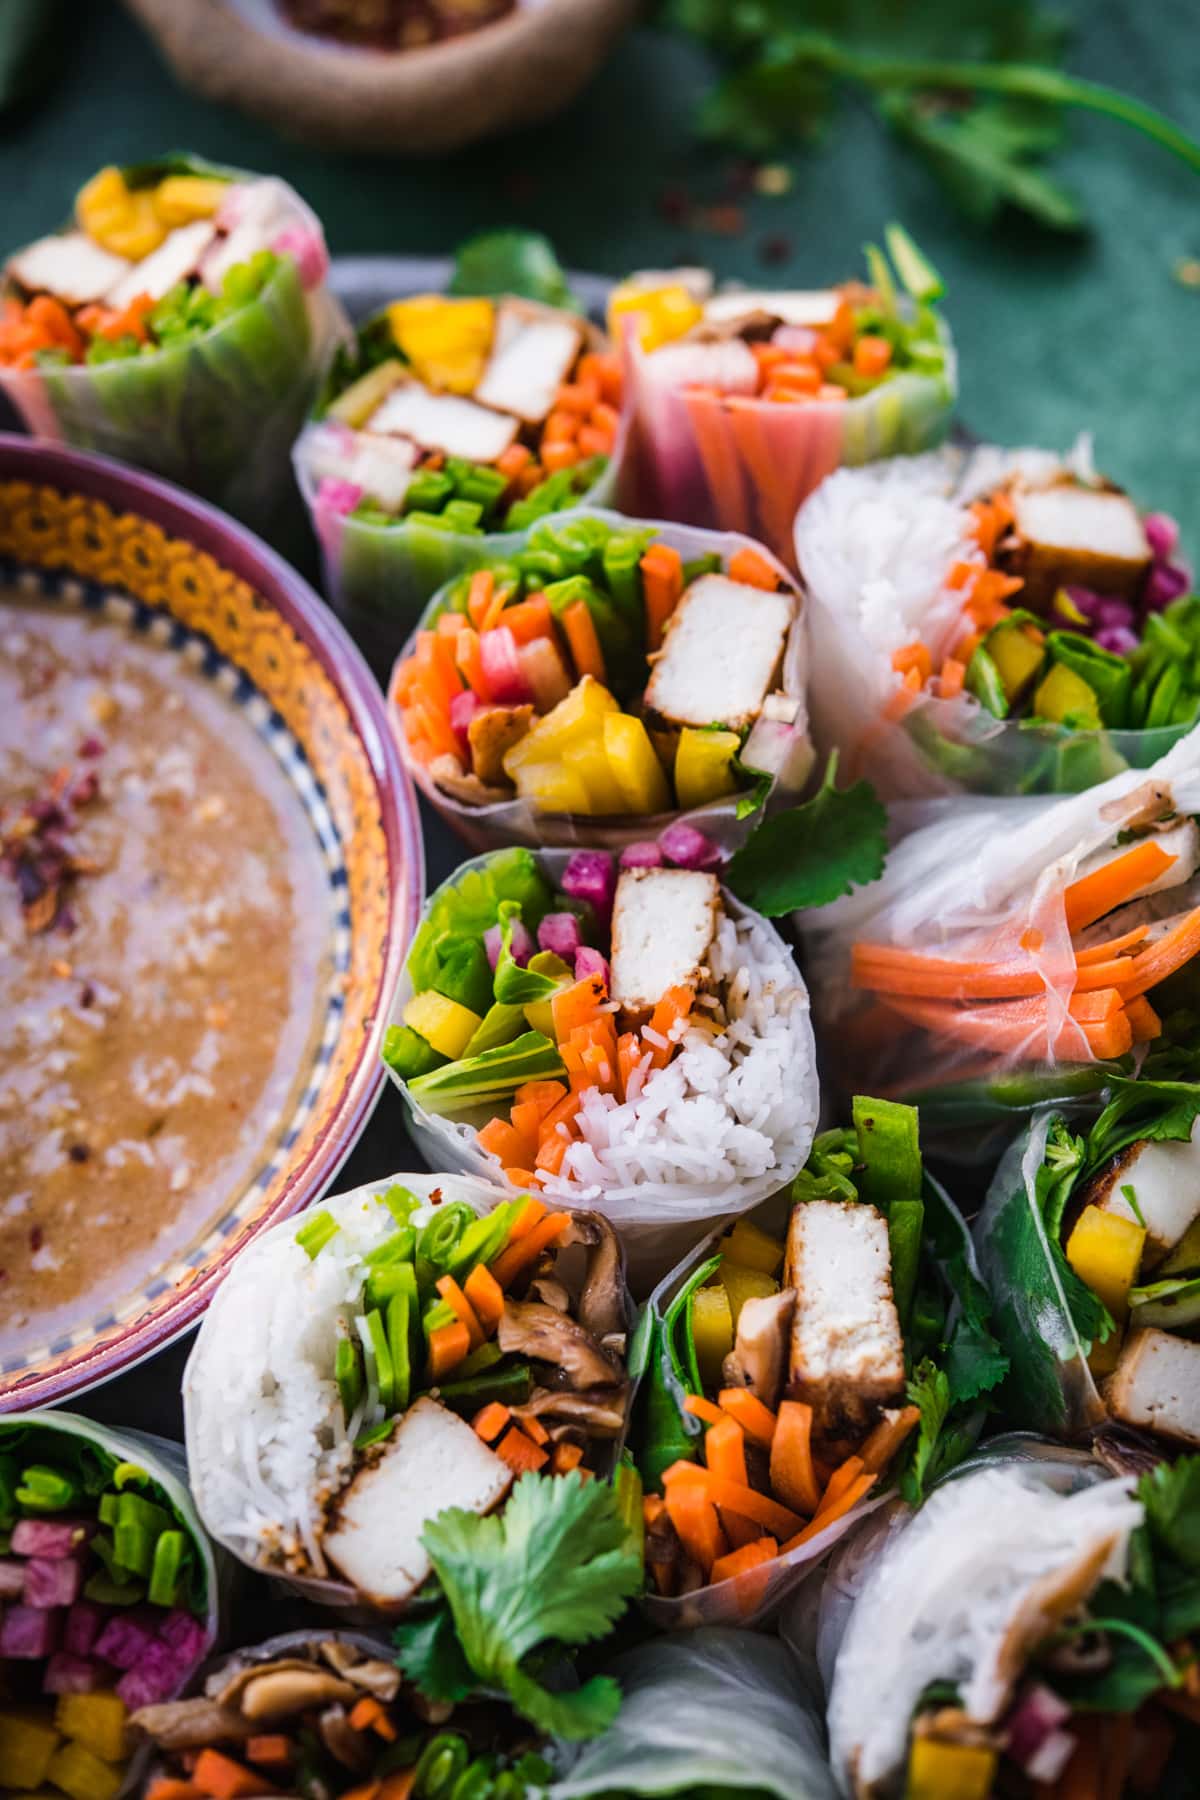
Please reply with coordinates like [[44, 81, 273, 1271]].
[[0, 434, 421, 1408]]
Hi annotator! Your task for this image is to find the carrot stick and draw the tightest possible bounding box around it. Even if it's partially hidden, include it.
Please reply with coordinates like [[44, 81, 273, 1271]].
[[436, 1276, 485, 1351], [246, 1735, 296, 1766], [552, 975, 607, 1040], [479, 1118, 536, 1169], [428, 1320, 471, 1379], [683, 1394, 724, 1427], [780, 1473, 876, 1552], [463, 1262, 505, 1332], [768, 1401, 820, 1515], [552, 1440, 584, 1474], [472, 1401, 511, 1442], [144, 1784, 202, 1800], [192, 1751, 271, 1800], [346, 1698, 396, 1741], [501, 595, 553, 645], [506, 1195, 547, 1240], [538, 1091, 582, 1141], [724, 401, 795, 558], [515, 1079, 567, 1119], [816, 1456, 866, 1518], [534, 1133, 569, 1177], [938, 657, 965, 699], [454, 626, 494, 702], [560, 600, 606, 681], [879, 991, 1132, 1060], [681, 388, 751, 537], [489, 1211, 572, 1288], [504, 1166, 540, 1188], [639, 542, 685, 652], [710, 1538, 778, 1585], [1064, 841, 1177, 933], [1075, 924, 1150, 965], [664, 1481, 726, 1576], [661, 1461, 804, 1540], [377, 1775, 417, 1800], [1114, 906, 1200, 998], [703, 1415, 749, 1486], [495, 1425, 549, 1473], [858, 1406, 921, 1474], [1126, 994, 1163, 1044], [466, 570, 495, 630], [644, 984, 694, 1069], [719, 1508, 764, 1550], [718, 1388, 778, 1448]]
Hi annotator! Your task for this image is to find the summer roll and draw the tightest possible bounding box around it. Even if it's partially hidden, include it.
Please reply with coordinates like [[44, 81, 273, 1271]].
[[795, 440, 1194, 798], [612, 225, 954, 567], [0, 1411, 222, 1800], [387, 511, 811, 856], [0, 155, 343, 525], [383, 847, 818, 1283], [184, 1172, 638, 1611], [631, 1099, 1003, 1628], [822, 1439, 1200, 1797]]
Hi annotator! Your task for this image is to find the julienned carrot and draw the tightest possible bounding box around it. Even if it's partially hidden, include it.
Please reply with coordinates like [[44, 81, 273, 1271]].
[[435, 1275, 485, 1351], [815, 1456, 866, 1519], [501, 595, 553, 645], [552, 975, 606, 1040], [144, 1784, 201, 1800], [859, 1406, 921, 1474], [768, 1401, 820, 1516], [489, 1210, 572, 1288], [661, 1461, 804, 1541], [515, 1079, 567, 1118], [478, 1118, 536, 1170], [538, 1090, 582, 1140], [617, 1031, 644, 1095], [703, 1414, 749, 1486], [879, 991, 1133, 1060], [1112, 906, 1200, 998], [561, 599, 606, 682], [1064, 840, 1176, 933], [496, 442, 533, 482], [466, 569, 495, 630], [727, 545, 780, 592], [1126, 995, 1162, 1043], [520, 1411, 550, 1446], [644, 984, 694, 1068], [725, 400, 796, 557], [428, 1320, 471, 1379], [534, 1133, 569, 1177], [891, 642, 932, 683], [640, 542, 685, 652], [1074, 924, 1149, 964], [191, 1751, 270, 1800], [683, 1394, 724, 1427], [781, 1473, 876, 1551], [717, 1388, 778, 1448], [472, 1401, 511, 1442], [496, 1425, 549, 1473], [853, 943, 1139, 1002], [463, 1261, 505, 1331], [453, 627, 492, 702], [245, 1736, 295, 1767], [664, 1480, 727, 1575], [346, 1697, 396, 1741], [505, 1166, 539, 1188], [506, 1194, 547, 1240], [939, 657, 965, 699], [710, 1537, 778, 1586]]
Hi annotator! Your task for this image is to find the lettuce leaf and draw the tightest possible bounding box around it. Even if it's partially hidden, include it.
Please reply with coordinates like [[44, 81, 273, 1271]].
[[408, 850, 554, 995]]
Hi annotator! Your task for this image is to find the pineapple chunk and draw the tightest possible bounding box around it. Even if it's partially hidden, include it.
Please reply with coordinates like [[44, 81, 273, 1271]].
[[692, 1283, 734, 1388], [402, 991, 483, 1060], [46, 1741, 121, 1800], [386, 296, 495, 394], [907, 1736, 998, 1800], [503, 677, 620, 774], [0, 1712, 60, 1789], [510, 761, 593, 816], [54, 1693, 128, 1766], [1066, 1203, 1146, 1320], [327, 359, 408, 429], [153, 175, 228, 225], [561, 733, 628, 816], [674, 727, 741, 810], [603, 712, 671, 815], [718, 1261, 779, 1327], [724, 1217, 785, 1276]]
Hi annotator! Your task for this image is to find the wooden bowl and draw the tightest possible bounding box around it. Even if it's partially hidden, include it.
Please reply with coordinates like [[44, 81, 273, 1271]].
[[123, 0, 637, 153]]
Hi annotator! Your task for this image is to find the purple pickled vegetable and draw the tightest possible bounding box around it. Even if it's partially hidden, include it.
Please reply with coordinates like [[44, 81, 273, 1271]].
[[659, 822, 725, 870], [449, 688, 481, 747], [43, 1651, 101, 1695], [158, 1608, 207, 1663], [575, 946, 611, 987], [1063, 586, 1103, 621], [1007, 1684, 1071, 1768], [11, 1518, 92, 1559], [1096, 598, 1134, 630], [619, 841, 664, 869], [1096, 625, 1140, 656], [561, 851, 616, 921], [115, 1637, 186, 1709], [24, 1555, 83, 1609], [1145, 512, 1181, 560], [64, 1600, 104, 1658], [483, 922, 503, 970], [0, 1559, 26, 1598], [1145, 560, 1193, 611], [95, 1610, 157, 1670], [537, 912, 583, 959], [1025, 1732, 1078, 1785], [0, 1602, 61, 1658], [484, 916, 532, 969]]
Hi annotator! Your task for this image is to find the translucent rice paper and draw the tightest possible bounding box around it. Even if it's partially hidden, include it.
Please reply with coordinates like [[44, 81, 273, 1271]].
[[620, 316, 955, 570], [798, 720, 1200, 1109], [1, 173, 346, 533], [0, 1409, 227, 1798], [794, 443, 1188, 801], [806, 1437, 1137, 1797], [634, 1173, 981, 1631], [389, 849, 819, 1291], [183, 1170, 637, 1610], [550, 1627, 836, 1800], [294, 321, 630, 658], [386, 509, 812, 857]]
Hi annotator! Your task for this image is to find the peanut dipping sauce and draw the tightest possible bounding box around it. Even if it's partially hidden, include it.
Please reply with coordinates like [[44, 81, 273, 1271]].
[[0, 600, 334, 1357]]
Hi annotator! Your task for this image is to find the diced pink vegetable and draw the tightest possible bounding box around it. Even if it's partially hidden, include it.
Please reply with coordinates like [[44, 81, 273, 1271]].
[[1025, 1731, 1077, 1784], [158, 1609, 208, 1664], [449, 688, 482, 750], [43, 1652, 102, 1695], [11, 1519, 92, 1559], [1063, 585, 1103, 621], [659, 822, 725, 870], [0, 1602, 61, 1659], [1096, 598, 1134, 630], [561, 852, 616, 922], [1007, 1684, 1072, 1771], [1145, 512, 1181, 561], [115, 1638, 187, 1710], [64, 1600, 104, 1658], [24, 1556, 83, 1609], [516, 637, 571, 712], [484, 917, 532, 970], [1145, 560, 1192, 610], [619, 841, 664, 869], [0, 1559, 27, 1598], [537, 912, 583, 958], [575, 946, 611, 987], [1096, 625, 1140, 656], [95, 1611, 157, 1670], [315, 476, 363, 518], [271, 225, 328, 290], [773, 324, 818, 353], [479, 627, 533, 706]]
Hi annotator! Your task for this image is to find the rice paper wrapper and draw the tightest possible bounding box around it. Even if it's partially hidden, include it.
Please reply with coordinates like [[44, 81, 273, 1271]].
[[795, 444, 1187, 801], [183, 1170, 639, 1611], [620, 317, 955, 570], [632, 1171, 982, 1631], [0, 166, 346, 532], [549, 1627, 836, 1800], [389, 849, 819, 1291], [387, 510, 812, 857], [798, 720, 1200, 1117]]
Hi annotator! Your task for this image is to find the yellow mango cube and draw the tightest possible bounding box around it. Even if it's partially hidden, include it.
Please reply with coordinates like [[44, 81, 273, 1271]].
[[906, 1737, 997, 1800], [602, 712, 671, 815], [75, 165, 128, 232], [402, 991, 482, 1061], [1088, 1324, 1124, 1377], [724, 1217, 784, 1277], [152, 175, 229, 225], [1065, 1203, 1146, 1320], [561, 733, 628, 817], [674, 727, 742, 810], [511, 760, 593, 816], [55, 1692, 128, 1765], [718, 1261, 779, 1328], [692, 1282, 734, 1388], [46, 1741, 122, 1800], [504, 677, 619, 774], [608, 281, 704, 351], [100, 191, 168, 261], [386, 296, 495, 394], [326, 358, 408, 429], [0, 1712, 60, 1788]]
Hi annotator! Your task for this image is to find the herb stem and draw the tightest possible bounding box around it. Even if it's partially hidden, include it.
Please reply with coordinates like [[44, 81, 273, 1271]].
[[1049, 1616, 1184, 1689]]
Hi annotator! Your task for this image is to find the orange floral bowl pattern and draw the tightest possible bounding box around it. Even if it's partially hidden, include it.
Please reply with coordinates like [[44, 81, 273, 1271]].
[[0, 433, 422, 1409]]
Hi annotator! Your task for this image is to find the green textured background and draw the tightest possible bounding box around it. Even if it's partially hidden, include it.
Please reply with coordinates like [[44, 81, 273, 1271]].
[[1, 0, 1197, 546]]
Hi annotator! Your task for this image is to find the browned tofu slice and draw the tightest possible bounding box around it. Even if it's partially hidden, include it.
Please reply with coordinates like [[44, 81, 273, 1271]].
[[643, 574, 791, 736], [609, 867, 719, 1022], [474, 300, 585, 425], [783, 1200, 906, 1440], [1106, 1329, 1200, 1447], [468, 705, 533, 787], [1002, 482, 1151, 607]]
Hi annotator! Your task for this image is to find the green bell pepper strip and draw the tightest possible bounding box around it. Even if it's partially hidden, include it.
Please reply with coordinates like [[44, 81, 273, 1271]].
[[387, 1290, 412, 1414], [435, 1361, 533, 1416], [336, 1334, 365, 1423], [148, 1529, 185, 1607], [852, 1095, 922, 1211]]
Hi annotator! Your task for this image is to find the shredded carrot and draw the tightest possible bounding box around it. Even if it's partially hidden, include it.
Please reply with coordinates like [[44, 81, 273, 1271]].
[[859, 1406, 921, 1474], [515, 1079, 568, 1119], [664, 1480, 727, 1576], [661, 1461, 804, 1541], [466, 569, 495, 630], [552, 975, 607, 1040], [463, 1262, 505, 1332], [496, 1424, 549, 1473], [703, 1415, 749, 1486], [436, 1275, 485, 1351], [245, 1736, 295, 1767], [683, 1394, 724, 1427], [1113, 905, 1200, 999], [853, 334, 892, 377], [560, 599, 606, 681], [479, 1117, 537, 1171], [543, 408, 579, 445], [347, 1697, 396, 1741], [506, 1194, 547, 1240], [428, 1320, 471, 1380], [556, 375, 601, 414], [538, 1090, 582, 1141], [533, 1132, 569, 1177], [717, 1388, 777, 1448], [938, 657, 965, 699], [781, 1473, 876, 1552], [1075, 924, 1150, 965], [640, 542, 685, 652], [1064, 841, 1177, 933], [710, 1537, 778, 1586], [503, 1166, 539, 1188], [617, 1031, 644, 1096], [644, 984, 694, 1069], [727, 545, 780, 591], [1126, 994, 1163, 1043], [191, 1752, 269, 1800], [879, 990, 1133, 1061], [816, 1456, 867, 1519], [542, 441, 580, 473], [472, 1401, 511, 1443], [768, 1401, 820, 1516], [551, 1440, 585, 1474], [496, 442, 533, 481], [892, 642, 933, 683], [489, 1210, 572, 1288]]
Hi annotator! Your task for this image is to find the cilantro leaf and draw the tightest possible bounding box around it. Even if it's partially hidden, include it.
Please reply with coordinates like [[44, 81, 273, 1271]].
[[412, 1471, 641, 1741], [897, 1358, 972, 1505], [1140, 1457, 1200, 1573], [449, 230, 579, 310], [726, 754, 887, 917], [392, 1599, 476, 1706]]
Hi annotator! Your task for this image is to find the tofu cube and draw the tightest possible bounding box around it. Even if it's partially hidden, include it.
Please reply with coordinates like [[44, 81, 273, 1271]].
[[1006, 483, 1151, 606], [703, 289, 841, 330], [7, 232, 132, 307], [105, 220, 217, 308], [609, 867, 719, 1022], [1107, 1329, 1200, 1447], [1089, 1121, 1200, 1264], [323, 1398, 511, 1608], [367, 383, 518, 464], [643, 574, 791, 736], [474, 301, 584, 424], [783, 1200, 906, 1439]]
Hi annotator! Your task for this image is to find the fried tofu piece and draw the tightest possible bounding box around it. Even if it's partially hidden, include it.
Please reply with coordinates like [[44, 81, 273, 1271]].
[[1003, 483, 1151, 607], [367, 383, 518, 463], [703, 289, 841, 330], [323, 1398, 511, 1609], [1088, 1120, 1200, 1264], [105, 220, 217, 308], [783, 1200, 906, 1441], [643, 574, 791, 736], [474, 300, 585, 425], [722, 1288, 796, 1408], [468, 705, 533, 787], [7, 232, 131, 307], [1106, 1329, 1200, 1447], [609, 867, 719, 1022]]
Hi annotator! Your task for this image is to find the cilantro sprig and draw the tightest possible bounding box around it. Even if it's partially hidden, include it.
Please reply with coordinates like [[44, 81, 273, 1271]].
[[726, 752, 887, 917]]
